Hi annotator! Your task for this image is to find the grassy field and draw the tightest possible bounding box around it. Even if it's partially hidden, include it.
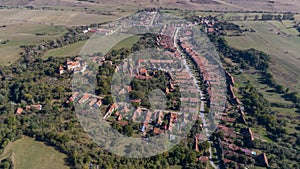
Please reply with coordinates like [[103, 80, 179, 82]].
[[0, 8, 128, 65], [42, 34, 140, 59], [43, 40, 87, 59], [0, 9, 120, 26], [225, 20, 300, 92], [0, 23, 66, 65], [231, 69, 299, 136], [0, 137, 69, 169], [110, 35, 141, 50]]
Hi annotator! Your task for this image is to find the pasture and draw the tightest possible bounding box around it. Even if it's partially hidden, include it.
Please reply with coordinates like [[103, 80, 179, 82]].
[[3, 0, 300, 13], [43, 40, 87, 59], [0, 22, 66, 65], [43, 34, 140, 59], [0, 137, 70, 169], [0, 8, 126, 65], [232, 69, 299, 135], [225, 20, 300, 92]]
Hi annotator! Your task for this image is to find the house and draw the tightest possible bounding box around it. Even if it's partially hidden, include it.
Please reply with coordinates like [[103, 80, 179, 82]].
[[69, 92, 79, 102], [59, 65, 64, 75], [26, 106, 31, 111], [103, 103, 118, 120], [195, 133, 199, 151], [197, 156, 208, 163], [67, 60, 81, 71], [31, 104, 42, 110], [130, 99, 141, 103], [131, 107, 142, 121], [257, 153, 269, 167], [120, 104, 129, 113], [207, 27, 215, 33], [117, 114, 122, 121], [139, 68, 148, 76], [95, 99, 102, 107], [15, 107, 23, 115], [246, 127, 255, 141], [78, 93, 90, 104], [89, 98, 97, 106], [114, 111, 122, 121], [167, 112, 178, 131]]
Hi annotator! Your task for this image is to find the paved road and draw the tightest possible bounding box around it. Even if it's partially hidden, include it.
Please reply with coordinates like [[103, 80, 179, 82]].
[[174, 27, 219, 169]]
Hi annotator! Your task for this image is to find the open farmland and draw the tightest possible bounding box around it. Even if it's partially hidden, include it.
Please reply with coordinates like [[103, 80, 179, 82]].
[[0, 22, 66, 64], [0, 9, 120, 26], [42, 33, 141, 62], [43, 40, 87, 59], [2, 0, 300, 12], [225, 20, 300, 92], [0, 137, 69, 169], [0, 8, 127, 65]]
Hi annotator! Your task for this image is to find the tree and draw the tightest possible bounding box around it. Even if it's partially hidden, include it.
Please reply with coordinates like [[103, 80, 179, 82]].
[[103, 95, 114, 105]]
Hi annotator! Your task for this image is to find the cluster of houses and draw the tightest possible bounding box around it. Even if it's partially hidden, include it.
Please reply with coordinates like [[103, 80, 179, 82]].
[[156, 25, 177, 52], [83, 28, 114, 35], [175, 25, 270, 167], [66, 92, 103, 108], [15, 104, 43, 115], [178, 28, 227, 122], [217, 74, 269, 167], [199, 16, 218, 34], [59, 58, 88, 75], [102, 102, 200, 138]]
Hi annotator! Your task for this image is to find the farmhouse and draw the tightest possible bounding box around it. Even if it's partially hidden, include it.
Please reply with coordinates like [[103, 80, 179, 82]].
[[15, 107, 23, 115], [78, 93, 90, 104], [31, 104, 42, 111]]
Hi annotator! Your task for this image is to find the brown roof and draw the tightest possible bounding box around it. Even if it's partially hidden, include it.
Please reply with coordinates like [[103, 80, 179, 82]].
[[15, 108, 23, 115], [197, 156, 208, 163]]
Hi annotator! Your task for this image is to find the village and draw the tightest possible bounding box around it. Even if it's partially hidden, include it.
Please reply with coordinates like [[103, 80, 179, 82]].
[[14, 12, 270, 169]]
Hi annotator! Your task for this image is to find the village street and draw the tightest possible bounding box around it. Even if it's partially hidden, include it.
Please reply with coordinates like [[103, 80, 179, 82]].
[[174, 27, 219, 169]]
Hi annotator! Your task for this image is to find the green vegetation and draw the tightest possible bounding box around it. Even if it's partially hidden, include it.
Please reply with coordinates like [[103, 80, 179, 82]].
[[43, 40, 88, 59], [0, 24, 66, 65], [224, 21, 300, 91], [0, 32, 210, 168], [0, 137, 69, 169], [110, 35, 141, 50], [209, 21, 300, 168], [129, 71, 181, 110]]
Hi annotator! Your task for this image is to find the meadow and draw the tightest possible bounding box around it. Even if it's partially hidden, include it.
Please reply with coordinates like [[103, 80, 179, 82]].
[[225, 20, 300, 92], [0, 137, 69, 169], [0, 8, 127, 65]]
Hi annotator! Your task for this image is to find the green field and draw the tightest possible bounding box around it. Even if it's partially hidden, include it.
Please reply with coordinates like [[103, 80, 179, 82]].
[[0, 137, 69, 169], [43, 40, 88, 59], [43, 34, 140, 58], [0, 8, 126, 65], [231, 69, 299, 136], [110, 35, 141, 50], [225, 20, 300, 92], [0, 23, 66, 65]]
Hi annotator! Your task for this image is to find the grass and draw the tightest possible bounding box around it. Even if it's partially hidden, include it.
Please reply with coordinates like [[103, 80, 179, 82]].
[[0, 8, 128, 65], [0, 9, 119, 26], [0, 23, 66, 65], [225, 20, 300, 92], [0, 137, 69, 169], [43, 34, 140, 59], [79, 33, 135, 56], [110, 35, 141, 50], [43, 40, 88, 59], [231, 69, 299, 136]]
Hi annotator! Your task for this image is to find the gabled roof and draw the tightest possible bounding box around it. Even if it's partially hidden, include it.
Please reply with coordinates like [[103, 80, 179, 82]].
[[15, 107, 23, 115]]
